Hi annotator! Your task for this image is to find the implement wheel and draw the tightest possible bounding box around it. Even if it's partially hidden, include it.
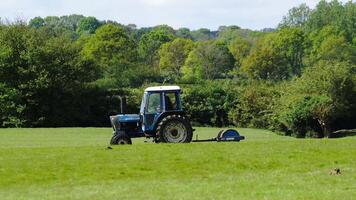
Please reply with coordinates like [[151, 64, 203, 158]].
[[156, 115, 193, 143]]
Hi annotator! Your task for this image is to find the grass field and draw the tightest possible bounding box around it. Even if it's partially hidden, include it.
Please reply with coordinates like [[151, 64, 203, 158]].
[[0, 127, 355, 200]]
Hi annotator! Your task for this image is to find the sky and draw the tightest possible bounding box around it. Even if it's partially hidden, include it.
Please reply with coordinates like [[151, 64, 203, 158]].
[[0, 0, 350, 30]]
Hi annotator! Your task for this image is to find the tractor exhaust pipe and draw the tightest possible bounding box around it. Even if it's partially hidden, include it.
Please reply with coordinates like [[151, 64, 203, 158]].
[[111, 95, 127, 114], [119, 96, 126, 114]]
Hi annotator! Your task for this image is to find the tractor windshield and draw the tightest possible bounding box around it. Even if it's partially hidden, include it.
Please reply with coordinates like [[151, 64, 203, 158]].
[[147, 93, 162, 113], [140, 93, 146, 114]]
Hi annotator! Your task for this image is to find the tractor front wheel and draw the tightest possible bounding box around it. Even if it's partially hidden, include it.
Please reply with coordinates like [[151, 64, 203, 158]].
[[156, 115, 193, 143], [110, 132, 132, 145]]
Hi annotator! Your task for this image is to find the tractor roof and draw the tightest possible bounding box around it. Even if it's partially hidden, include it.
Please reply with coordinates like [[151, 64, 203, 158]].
[[145, 86, 181, 92]]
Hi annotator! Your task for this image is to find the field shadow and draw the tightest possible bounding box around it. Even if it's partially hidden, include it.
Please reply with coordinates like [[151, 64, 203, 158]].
[[328, 129, 356, 138]]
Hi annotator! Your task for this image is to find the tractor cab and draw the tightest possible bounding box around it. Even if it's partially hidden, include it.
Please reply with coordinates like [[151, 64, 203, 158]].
[[110, 86, 193, 144], [140, 86, 182, 134]]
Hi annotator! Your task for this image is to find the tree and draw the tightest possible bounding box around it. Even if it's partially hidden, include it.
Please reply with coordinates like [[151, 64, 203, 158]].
[[29, 17, 45, 28], [241, 28, 305, 81], [0, 23, 99, 127], [228, 38, 252, 68], [77, 16, 101, 34], [182, 41, 234, 82], [138, 27, 175, 66], [0, 84, 25, 127], [191, 28, 212, 41], [305, 0, 355, 42], [228, 81, 281, 128], [241, 35, 288, 81], [307, 26, 355, 64], [275, 61, 355, 137], [158, 38, 194, 82], [176, 28, 192, 39], [217, 25, 242, 43], [279, 3, 311, 28], [182, 82, 232, 127], [82, 24, 137, 76]]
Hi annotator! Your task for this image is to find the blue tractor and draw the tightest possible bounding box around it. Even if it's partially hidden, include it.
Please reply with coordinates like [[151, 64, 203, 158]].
[[110, 86, 193, 144]]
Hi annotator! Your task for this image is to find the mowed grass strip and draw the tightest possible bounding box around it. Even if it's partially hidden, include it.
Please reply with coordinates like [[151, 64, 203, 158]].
[[0, 128, 355, 200]]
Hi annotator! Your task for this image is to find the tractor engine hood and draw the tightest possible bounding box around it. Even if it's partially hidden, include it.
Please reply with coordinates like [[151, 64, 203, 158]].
[[110, 114, 140, 124], [110, 114, 140, 131], [116, 114, 140, 123]]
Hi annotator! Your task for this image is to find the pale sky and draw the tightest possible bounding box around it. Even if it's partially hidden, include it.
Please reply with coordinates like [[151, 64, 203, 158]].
[[0, 0, 350, 30]]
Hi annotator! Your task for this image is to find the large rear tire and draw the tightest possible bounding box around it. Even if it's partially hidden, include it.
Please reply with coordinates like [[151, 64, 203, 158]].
[[156, 115, 193, 143], [110, 132, 132, 145]]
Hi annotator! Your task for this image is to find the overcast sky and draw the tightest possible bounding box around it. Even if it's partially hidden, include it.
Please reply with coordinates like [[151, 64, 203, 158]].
[[0, 0, 350, 30]]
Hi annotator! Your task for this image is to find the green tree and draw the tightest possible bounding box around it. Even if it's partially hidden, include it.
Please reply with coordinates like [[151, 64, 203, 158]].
[[77, 16, 101, 34], [191, 28, 212, 41], [138, 27, 175, 67], [279, 3, 311, 28], [307, 26, 355, 64], [241, 28, 305, 81], [29, 17, 45, 28], [228, 38, 251, 68], [275, 61, 355, 137], [82, 24, 137, 77], [228, 82, 281, 128], [0, 84, 25, 127], [182, 41, 234, 82], [305, 0, 355, 42], [217, 25, 241, 43], [176, 28, 192, 39], [158, 38, 194, 82], [182, 82, 233, 127], [0, 24, 98, 127]]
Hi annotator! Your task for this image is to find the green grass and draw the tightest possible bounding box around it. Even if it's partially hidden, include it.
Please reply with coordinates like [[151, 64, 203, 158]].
[[0, 127, 355, 200]]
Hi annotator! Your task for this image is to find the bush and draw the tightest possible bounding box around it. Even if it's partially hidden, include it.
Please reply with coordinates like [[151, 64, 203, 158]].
[[274, 61, 355, 137], [228, 81, 281, 128]]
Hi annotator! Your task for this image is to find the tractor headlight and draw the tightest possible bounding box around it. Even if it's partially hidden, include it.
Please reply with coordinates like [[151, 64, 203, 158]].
[[110, 116, 118, 131]]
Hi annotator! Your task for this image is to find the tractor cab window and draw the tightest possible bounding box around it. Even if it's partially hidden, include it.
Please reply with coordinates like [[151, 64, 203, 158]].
[[164, 92, 179, 111], [147, 93, 162, 113]]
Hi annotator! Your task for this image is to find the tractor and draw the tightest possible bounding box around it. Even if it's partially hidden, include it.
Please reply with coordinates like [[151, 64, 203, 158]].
[[109, 85, 245, 145], [110, 86, 193, 144]]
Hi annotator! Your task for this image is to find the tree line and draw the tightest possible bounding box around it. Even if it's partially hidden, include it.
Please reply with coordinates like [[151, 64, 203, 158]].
[[0, 0, 355, 138]]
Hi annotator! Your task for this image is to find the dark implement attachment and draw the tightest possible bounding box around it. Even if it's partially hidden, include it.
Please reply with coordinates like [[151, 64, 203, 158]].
[[192, 129, 245, 142]]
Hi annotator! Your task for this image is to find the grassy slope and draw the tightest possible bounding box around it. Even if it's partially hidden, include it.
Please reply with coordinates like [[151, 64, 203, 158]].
[[0, 127, 355, 200]]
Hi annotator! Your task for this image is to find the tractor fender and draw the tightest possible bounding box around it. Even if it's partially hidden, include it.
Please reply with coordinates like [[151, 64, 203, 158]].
[[152, 111, 189, 133]]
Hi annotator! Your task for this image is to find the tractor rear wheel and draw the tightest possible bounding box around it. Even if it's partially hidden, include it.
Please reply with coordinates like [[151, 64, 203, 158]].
[[156, 115, 193, 143], [110, 132, 132, 145]]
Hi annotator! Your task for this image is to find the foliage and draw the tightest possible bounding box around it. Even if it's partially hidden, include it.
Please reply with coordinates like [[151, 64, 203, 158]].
[[305, 0, 355, 42], [77, 16, 102, 34], [228, 81, 281, 128], [307, 26, 356, 64], [138, 26, 175, 66], [279, 3, 311, 28], [0, 24, 99, 127], [182, 41, 234, 82], [158, 38, 194, 82], [274, 61, 355, 137], [82, 24, 137, 85], [228, 37, 252, 68], [176, 27, 192, 39], [241, 28, 305, 81], [190, 28, 213, 41], [182, 82, 234, 127], [0, 84, 25, 127]]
